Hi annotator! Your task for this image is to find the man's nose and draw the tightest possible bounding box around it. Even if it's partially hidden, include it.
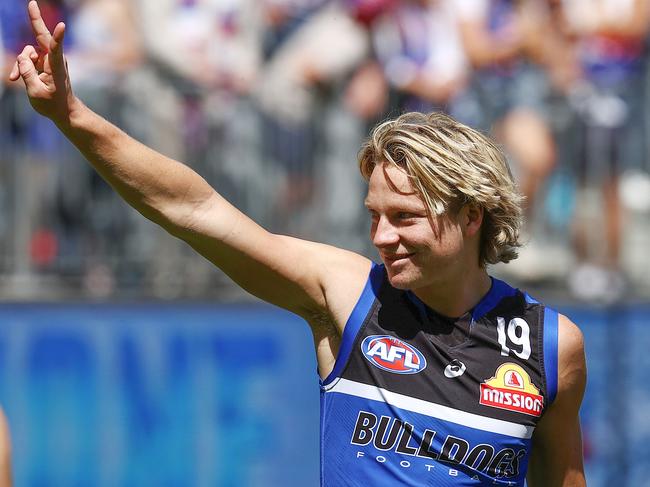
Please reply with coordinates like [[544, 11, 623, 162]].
[[372, 217, 399, 248]]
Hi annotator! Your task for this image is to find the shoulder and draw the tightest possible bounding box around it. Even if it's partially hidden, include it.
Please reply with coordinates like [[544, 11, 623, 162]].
[[557, 314, 584, 356], [317, 247, 376, 325], [289, 238, 373, 297], [558, 314, 585, 382], [270, 236, 374, 321]]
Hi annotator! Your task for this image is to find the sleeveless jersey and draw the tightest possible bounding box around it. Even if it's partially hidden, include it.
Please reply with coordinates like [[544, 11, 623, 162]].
[[320, 263, 559, 486]]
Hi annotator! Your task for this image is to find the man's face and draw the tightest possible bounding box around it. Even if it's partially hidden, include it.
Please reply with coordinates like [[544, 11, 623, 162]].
[[365, 163, 466, 291]]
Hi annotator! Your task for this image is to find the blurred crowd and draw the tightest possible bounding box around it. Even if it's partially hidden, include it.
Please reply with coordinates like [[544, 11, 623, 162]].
[[2, 0, 650, 301]]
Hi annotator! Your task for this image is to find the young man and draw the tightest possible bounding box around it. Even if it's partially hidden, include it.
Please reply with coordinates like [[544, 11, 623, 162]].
[[10, 2, 586, 485]]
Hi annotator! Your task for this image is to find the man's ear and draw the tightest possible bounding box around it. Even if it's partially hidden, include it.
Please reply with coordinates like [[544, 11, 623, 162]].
[[462, 203, 484, 237]]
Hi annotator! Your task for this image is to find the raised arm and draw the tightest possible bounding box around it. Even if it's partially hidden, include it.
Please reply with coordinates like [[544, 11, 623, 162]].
[[527, 314, 587, 487], [9, 2, 370, 326]]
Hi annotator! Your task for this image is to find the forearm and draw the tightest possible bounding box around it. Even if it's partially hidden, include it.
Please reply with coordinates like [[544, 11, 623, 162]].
[[57, 97, 215, 235]]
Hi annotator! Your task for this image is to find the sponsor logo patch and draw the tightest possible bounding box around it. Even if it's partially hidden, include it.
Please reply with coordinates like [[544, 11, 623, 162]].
[[361, 335, 427, 374], [480, 363, 543, 416], [444, 359, 466, 378]]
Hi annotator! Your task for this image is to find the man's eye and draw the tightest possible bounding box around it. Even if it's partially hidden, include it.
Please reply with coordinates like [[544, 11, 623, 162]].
[[397, 212, 416, 219]]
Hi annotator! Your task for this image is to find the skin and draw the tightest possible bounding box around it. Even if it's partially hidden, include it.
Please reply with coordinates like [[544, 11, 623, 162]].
[[365, 163, 492, 318], [528, 315, 587, 487], [0, 409, 12, 487], [10, 3, 586, 484]]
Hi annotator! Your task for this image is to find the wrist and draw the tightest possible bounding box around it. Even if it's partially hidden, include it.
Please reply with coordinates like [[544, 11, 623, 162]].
[[55, 95, 87, 133]]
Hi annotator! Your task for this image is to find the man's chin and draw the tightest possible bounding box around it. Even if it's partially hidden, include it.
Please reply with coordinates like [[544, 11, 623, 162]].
[[385, 269, 420, 290]]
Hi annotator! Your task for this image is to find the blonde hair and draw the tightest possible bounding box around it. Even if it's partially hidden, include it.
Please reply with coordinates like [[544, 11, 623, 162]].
[[358, 112, 523, 266]]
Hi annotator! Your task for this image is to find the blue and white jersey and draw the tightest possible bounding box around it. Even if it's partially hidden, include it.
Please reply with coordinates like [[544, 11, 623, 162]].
[[320, 263, 559, 486]]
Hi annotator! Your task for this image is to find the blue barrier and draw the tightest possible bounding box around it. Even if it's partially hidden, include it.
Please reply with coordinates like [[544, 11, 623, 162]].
[[566, 305, 650, 487], [0, 304, 320, 487], [0, 303, 648, 486]]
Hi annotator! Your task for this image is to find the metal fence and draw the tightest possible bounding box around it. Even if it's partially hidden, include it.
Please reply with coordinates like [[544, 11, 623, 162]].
[[3, 80, 650, 302], [0, 81, 374, 300]]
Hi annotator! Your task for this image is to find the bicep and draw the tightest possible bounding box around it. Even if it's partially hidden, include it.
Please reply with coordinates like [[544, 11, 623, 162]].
[[528, 408, 584, 486], [180, 192, 372, 317], [528, 315, 587, 486]]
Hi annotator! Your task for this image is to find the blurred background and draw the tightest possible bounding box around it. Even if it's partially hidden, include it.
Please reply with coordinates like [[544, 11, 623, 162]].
[[1, 0, 650, 485]]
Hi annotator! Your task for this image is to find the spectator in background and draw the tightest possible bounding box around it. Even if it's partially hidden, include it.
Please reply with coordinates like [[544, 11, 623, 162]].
[[135, 0, 261, 166], [50, 0, 143, 296], [532, 0, 582, 95], [340, 2, 390, 123], [132, 0, 264, 297], [0, 10, 12, 272], [1, 18, 5, 119], [456, 0, 557, 254], [38, 0, 141, 295], [0, 0, 69, 286], [560, 0, 650, 301], [0, 23, 5, 95], [65, 0, 141, 88], [370, 0, 472, 122], [1, 1, 40, 56], [254, 0, 369, 224], [135, 0, 261, 186]]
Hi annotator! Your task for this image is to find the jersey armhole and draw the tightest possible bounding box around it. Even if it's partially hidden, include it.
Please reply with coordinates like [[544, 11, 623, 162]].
[[543, 307, 559, 405], [320, 262, 383, 387]]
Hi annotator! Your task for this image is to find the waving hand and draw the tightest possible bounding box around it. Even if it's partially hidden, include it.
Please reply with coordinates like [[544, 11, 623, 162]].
[[9, 1, 75, 125], [5, 0, 372, 385]]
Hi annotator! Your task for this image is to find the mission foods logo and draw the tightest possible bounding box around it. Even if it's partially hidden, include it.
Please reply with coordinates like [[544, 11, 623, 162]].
[[361, 335, 427, 374], [480, 363, 543, 416]]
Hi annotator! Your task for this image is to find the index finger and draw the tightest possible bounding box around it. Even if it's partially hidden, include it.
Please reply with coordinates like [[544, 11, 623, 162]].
[[27, 1, 53, 51]]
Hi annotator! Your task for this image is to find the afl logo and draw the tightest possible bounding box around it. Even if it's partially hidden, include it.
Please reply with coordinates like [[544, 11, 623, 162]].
[[361, 335, 427, 374]]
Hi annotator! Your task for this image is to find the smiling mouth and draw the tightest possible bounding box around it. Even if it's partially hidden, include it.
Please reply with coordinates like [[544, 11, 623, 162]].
[[383, 253, 414, 263]]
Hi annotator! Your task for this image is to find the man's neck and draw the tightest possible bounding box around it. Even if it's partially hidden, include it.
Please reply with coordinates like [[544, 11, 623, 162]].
[[411, 268, 492, 319]]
